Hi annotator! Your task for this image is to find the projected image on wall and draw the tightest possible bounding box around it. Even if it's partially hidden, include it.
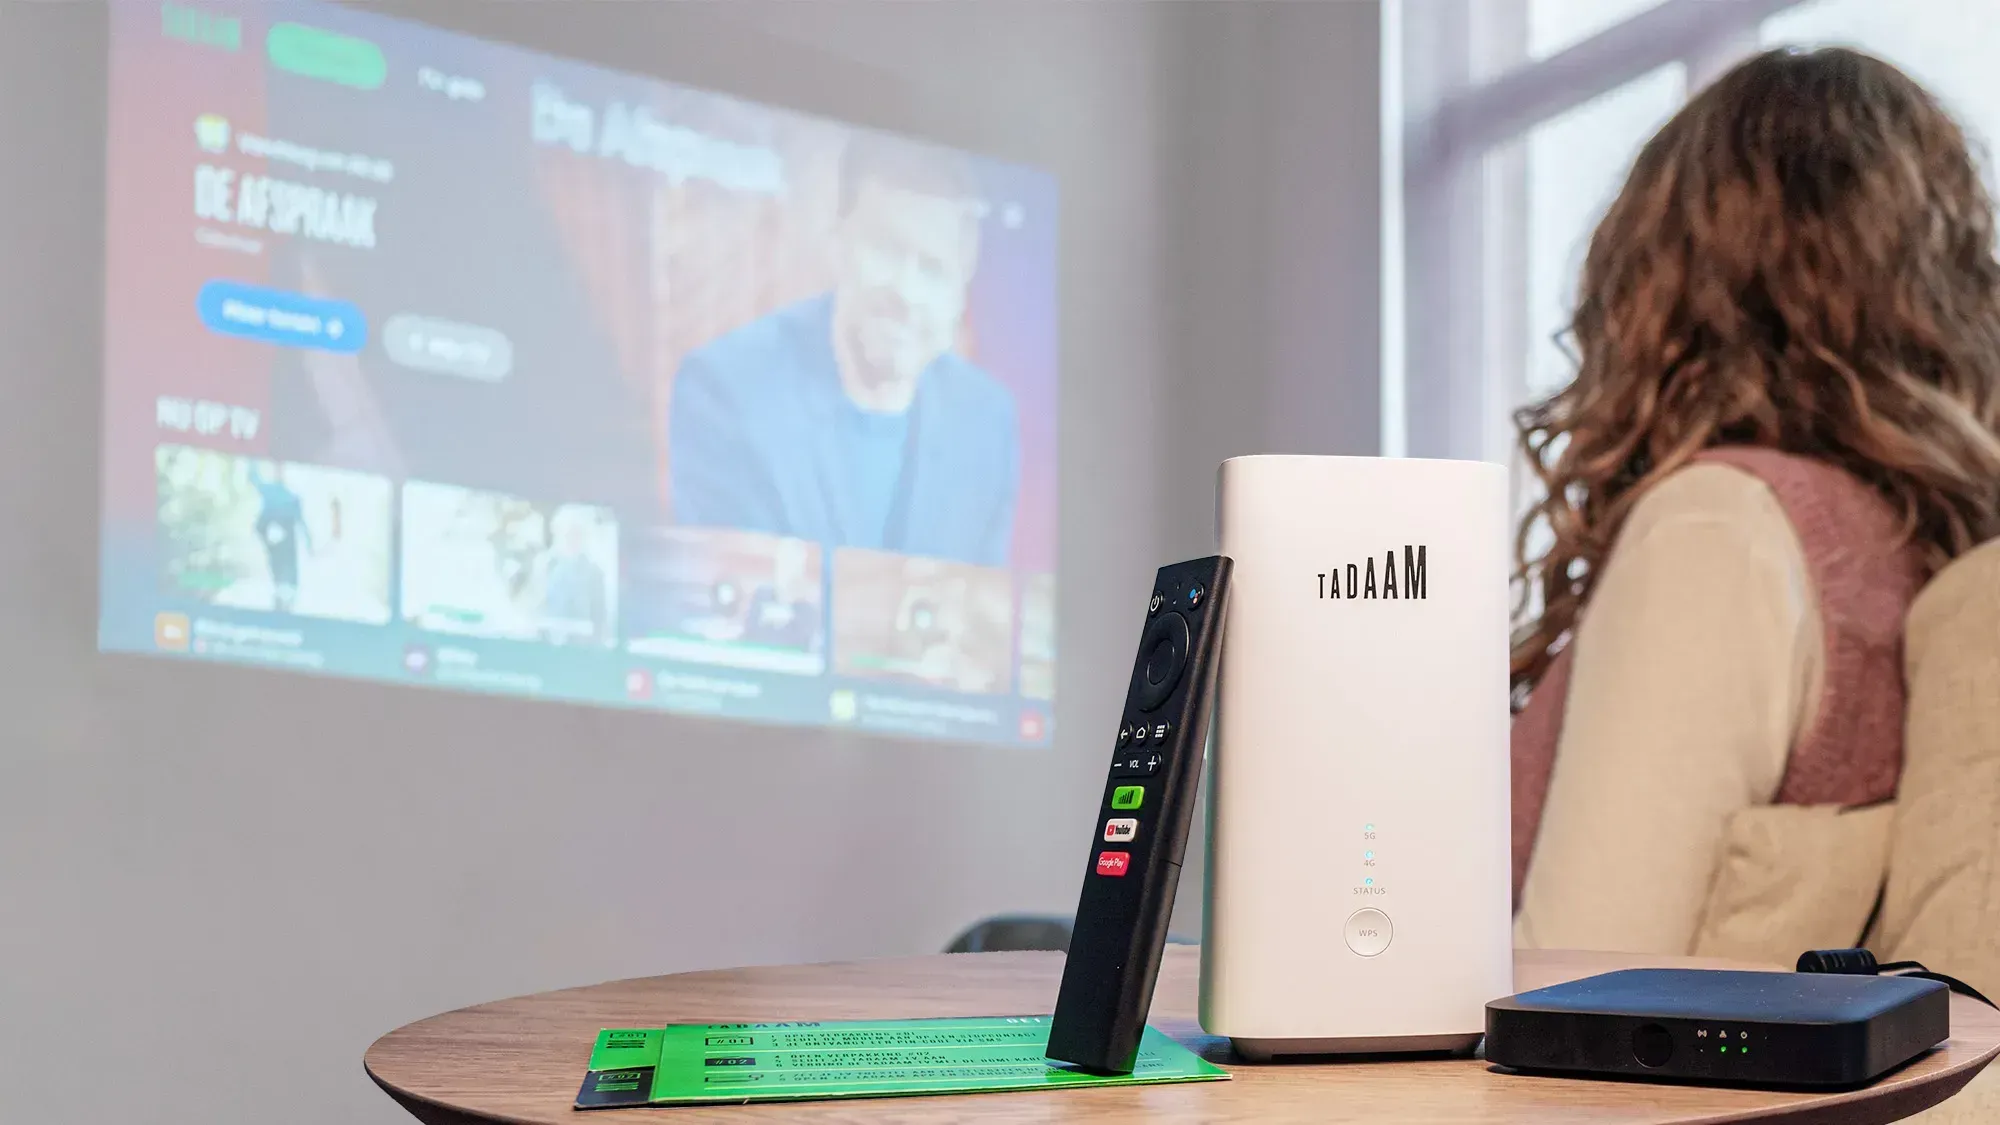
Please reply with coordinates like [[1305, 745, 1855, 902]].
[[100, 0, 1059, 745]]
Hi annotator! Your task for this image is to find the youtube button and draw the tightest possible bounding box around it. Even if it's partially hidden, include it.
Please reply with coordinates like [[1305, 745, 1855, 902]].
[[1095, 851, 1131, 877]]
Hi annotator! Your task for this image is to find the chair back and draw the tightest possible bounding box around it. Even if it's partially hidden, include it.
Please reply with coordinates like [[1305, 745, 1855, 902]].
[[944, 914, 1073, 954], [1870, 538, 2000, 1003], [943, 913, 1201, 954]]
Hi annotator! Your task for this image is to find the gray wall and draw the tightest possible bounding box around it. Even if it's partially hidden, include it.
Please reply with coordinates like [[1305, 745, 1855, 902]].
[[1161, 0, 1385, 566], [1156, 1, 1384, 930], [0, 3, 1379, 1122]]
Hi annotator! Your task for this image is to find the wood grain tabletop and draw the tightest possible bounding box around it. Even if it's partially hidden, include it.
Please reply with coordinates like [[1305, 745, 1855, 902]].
[[364, 946, 2000, 1124]]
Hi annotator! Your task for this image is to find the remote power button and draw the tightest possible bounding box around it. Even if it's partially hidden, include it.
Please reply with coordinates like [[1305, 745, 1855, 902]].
[[1344, 908, 1392, 957]]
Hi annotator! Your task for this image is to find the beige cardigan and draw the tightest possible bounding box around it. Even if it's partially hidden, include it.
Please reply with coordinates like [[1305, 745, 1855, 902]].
[[1515, 463, 1840, 953]]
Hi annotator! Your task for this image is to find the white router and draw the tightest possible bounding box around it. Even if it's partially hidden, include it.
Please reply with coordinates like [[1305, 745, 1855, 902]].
[[1200, 455, 1512, 1057]]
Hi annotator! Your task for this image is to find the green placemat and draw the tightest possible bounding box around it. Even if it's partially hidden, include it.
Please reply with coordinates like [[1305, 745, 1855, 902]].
[[574, 1015, 1228, 1108]]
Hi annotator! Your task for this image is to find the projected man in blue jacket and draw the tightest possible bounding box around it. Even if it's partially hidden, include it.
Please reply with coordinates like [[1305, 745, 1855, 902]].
[[667, 135, 1020, 569]]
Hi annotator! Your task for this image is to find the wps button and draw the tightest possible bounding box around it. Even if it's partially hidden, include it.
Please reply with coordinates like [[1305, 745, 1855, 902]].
[[1344, 908, 1392, 956]]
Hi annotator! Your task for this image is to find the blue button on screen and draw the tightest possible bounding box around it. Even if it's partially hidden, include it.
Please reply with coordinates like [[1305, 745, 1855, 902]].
[[196, 280, 366, 353]]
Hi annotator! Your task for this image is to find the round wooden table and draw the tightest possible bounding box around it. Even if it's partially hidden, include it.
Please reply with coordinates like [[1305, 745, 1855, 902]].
[[365, 946, 2000, 1124]]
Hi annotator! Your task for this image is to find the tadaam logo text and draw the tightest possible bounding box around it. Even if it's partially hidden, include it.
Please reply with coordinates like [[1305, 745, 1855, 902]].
[[1316, 545, 1427, 600]]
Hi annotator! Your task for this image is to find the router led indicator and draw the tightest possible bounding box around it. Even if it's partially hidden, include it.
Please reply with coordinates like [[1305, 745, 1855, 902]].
[[1364, 877, 1374, 886], [1364, 850, 1374, 860]]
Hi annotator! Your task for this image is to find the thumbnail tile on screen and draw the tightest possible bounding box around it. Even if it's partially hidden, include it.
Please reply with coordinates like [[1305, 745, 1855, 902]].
[[1019, 573, 1056, 703], [833, 549, 1016, 696], [625, 527, 826, 675], [156, 444, 393, 625], [400, 482, 620, 648]]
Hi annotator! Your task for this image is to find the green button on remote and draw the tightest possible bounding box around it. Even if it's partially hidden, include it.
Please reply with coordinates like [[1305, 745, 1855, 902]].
[[1111, 785, 1144, 810]]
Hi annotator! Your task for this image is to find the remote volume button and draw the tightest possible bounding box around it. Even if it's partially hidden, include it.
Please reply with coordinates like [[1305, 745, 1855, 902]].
[[1343, 908, 1392, 957], [1632, 1023, 1674, 1068], [1133, 612, 1189, 712]]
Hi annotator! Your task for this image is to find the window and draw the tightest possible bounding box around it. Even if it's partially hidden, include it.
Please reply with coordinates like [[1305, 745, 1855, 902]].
[[1395, 0, 2000, 616], [1528, 0, 1668, 61], [1394, 0, 1799, 602], [1398, 0, 2000, 467], [1763, 0, 2000, 170], [1521, 66, 1683, 400]]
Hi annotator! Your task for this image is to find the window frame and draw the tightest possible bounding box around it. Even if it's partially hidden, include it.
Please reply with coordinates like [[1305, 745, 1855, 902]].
[[1394, 0, 1802, 468]]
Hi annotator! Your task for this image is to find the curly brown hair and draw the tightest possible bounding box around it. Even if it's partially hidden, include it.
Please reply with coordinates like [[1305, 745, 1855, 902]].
[[1513, 46, 2000, 696]]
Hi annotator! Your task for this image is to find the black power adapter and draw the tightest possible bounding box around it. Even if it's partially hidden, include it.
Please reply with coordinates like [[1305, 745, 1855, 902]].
[[1796, 947, 1996, 1009]]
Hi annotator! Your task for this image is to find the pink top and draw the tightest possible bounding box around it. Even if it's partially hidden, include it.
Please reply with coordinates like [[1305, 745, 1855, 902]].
[[1510, 447, 1924, 903]]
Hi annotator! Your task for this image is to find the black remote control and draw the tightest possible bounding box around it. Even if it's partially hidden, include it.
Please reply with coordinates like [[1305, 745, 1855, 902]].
[[1046, 556, 1232, 1074]]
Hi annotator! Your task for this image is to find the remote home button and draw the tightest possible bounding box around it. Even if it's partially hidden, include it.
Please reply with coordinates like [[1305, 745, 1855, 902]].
[[1344, 908, 1392, 957], [1133, 613, 1189, 711]]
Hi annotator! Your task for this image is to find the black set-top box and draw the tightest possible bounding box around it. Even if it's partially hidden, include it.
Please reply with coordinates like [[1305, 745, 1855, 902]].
[[1485, 968, 1950, 1089]]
